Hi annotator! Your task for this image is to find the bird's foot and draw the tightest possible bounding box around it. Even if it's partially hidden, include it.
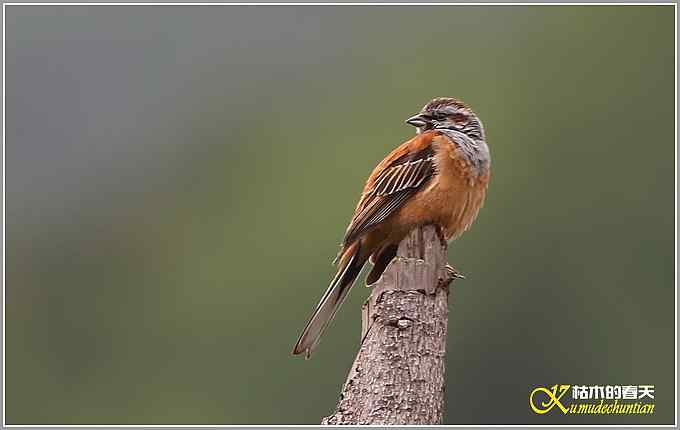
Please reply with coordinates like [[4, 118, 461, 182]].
[[445, 264, 465, 280], [435, 225, 447, 245]]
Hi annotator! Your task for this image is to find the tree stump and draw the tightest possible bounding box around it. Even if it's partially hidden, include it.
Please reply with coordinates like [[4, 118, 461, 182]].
[[322, 225, 457, 425]]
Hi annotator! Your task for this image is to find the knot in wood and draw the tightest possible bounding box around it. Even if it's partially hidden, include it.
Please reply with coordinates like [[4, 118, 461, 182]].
[[397, 318, 412, 329]]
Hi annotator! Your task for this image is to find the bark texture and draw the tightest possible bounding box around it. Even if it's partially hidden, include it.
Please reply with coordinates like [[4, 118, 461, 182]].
[[322, 225, 456, 425]]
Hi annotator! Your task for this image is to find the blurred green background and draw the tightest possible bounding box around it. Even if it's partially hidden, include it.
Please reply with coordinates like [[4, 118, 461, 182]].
[[5, 5, 675, 425]]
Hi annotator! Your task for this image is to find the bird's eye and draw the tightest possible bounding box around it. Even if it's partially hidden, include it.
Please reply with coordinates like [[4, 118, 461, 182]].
[[452, 113, 468, 124]]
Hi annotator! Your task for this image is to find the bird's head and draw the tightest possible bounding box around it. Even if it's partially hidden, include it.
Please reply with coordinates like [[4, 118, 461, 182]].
[[405, 97, 485, 141]]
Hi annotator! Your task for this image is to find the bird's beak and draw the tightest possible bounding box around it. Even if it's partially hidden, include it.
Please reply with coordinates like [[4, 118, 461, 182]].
[[405, 114, 428, 128]]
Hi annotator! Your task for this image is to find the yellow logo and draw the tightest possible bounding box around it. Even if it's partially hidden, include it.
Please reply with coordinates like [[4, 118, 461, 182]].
[[529, 384, 656, 416], [530, 384, 570, 414]]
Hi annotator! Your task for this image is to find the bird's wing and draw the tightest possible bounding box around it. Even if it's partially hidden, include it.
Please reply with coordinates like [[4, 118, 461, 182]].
[[342, 131, 438, 247]]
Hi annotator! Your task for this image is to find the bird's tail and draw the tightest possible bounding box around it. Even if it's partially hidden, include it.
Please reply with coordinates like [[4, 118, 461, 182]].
[[292, 241, 366, 358]]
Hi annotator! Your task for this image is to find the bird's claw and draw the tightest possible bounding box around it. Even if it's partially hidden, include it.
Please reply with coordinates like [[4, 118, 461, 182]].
[[435, 225, 447, 245], [445, 264, 465, 280]]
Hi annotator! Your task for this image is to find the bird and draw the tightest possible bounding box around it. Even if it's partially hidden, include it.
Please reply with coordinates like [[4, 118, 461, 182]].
[[292, 97, 491, 359]]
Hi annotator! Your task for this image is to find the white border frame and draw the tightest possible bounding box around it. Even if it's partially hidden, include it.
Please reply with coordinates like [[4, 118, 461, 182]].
[[1, 2, 677, 428]]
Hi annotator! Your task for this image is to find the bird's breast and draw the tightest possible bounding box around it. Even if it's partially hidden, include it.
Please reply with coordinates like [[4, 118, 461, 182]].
[[428, 133, 490, 240]]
